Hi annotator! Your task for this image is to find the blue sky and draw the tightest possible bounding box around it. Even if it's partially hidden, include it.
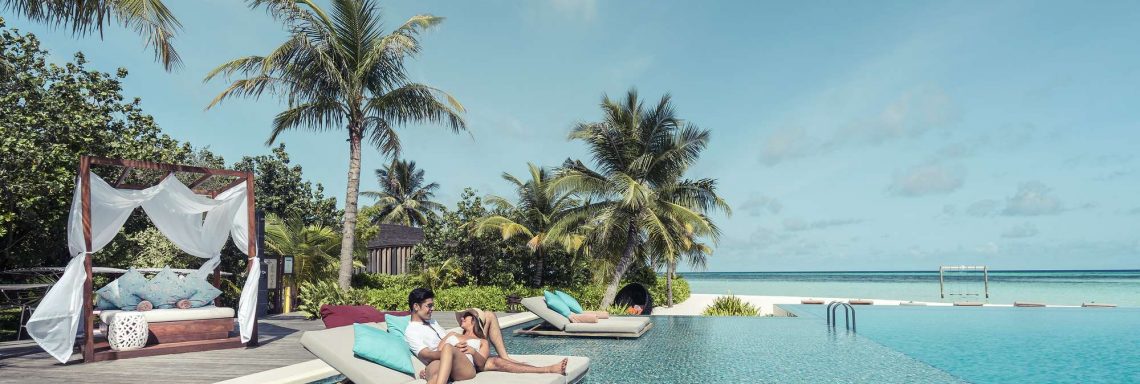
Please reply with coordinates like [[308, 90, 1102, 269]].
[[7, 1, 1139, 271]]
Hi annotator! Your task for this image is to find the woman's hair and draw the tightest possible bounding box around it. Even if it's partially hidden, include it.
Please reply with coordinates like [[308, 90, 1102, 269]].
[[463, 312, 486, 338]]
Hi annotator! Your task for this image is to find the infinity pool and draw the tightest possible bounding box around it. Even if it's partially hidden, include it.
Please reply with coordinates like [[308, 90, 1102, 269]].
[[503, 316, 963, 383]]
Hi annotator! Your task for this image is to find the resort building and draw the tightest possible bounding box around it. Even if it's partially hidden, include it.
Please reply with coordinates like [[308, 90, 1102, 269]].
[[363, 224, 424, 275]]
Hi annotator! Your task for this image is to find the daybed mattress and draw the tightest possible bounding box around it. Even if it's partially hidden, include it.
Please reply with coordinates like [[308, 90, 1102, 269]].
[[564, 316, 650, 333], [300, 322, 590, 384], [99, 306, 235, 323]]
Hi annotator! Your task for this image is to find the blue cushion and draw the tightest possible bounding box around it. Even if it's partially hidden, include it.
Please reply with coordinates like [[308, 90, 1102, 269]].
[[544, 290, 573, 318], [185, 270, 222, 307], [95, 295, 117, 310], [95, 279, 126, 309], [554, 290, 584, 314], [352, 324, 415, 376], [136, 267, 195, 309], [384, 314, 410, 338], [98, 267, 149, 309]]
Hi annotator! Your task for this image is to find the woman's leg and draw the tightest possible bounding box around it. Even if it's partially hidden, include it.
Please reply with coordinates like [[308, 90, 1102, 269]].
[[483, 312, 516, 362], [485, 357, 568, 375], [447, 345, 478, 381], [428, 345, 453, 384]]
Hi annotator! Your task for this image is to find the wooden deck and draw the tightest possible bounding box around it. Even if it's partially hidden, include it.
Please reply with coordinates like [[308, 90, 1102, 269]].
[[0, 311, 474, 384]]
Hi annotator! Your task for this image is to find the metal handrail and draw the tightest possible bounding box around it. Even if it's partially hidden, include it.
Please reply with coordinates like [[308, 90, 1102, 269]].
[[825, 301, 856, 332]]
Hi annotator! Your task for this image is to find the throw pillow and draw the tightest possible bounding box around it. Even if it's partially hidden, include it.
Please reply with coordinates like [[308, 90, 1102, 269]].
[[544, 290, 573, 318], [184, 270, 222, 307], [95, 295, 117, 310], [114, 268, 150, 310], [137, 267, 196, 309], [553, 290, 584, 314], [352, 324, 415, 376], [384, 314, 411, 338], [320, 305, 384, 329]]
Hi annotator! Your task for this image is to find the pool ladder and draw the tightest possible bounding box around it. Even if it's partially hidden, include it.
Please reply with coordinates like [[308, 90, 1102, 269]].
[[825, 301, 856, 332]]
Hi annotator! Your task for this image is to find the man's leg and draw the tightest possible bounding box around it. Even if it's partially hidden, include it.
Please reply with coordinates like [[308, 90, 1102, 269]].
[[420, 360, 441, 380], [428, 344, 455, 384], [447, 345, 478, 381], [485, 357, 568, 375]]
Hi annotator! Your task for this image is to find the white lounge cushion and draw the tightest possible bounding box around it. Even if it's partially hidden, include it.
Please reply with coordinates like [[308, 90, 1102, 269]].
[[99, 306, 234, 324], [564, 316, 650, 333], [521, 297, 569, 330]]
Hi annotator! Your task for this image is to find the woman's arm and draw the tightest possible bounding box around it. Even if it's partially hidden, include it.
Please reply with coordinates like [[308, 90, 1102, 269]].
[[465, 339, 489, 369]]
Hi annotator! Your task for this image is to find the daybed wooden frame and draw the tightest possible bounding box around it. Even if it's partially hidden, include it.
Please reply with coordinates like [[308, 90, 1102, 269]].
[[512, 321, 654, 339], [77, 156, 259, 363]]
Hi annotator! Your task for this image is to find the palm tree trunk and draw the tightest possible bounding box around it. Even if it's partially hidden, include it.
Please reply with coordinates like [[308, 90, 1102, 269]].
[[534, 248, 544, 288], [336, 124, 364, 290], [667, 262, 675, 307], [600, 222, 639, 308]]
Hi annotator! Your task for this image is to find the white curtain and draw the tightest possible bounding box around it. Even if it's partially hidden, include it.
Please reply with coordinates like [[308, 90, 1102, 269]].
[[27, 172, 258, 363]]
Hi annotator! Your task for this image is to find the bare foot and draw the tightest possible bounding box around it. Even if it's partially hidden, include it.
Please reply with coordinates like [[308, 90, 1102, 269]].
[[548, 358, 568, 375], [418, 369, 427, 379]]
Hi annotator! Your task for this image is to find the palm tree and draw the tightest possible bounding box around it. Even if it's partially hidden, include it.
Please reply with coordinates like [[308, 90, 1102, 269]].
[[205, 0, 466, 290], [651, 217, 717, 307], [475, 163, 584, 287], [551, 89, 729, 308], [3, 0, 183, 70], [263, 214, 341, 285], [361, 159, 444, 227]]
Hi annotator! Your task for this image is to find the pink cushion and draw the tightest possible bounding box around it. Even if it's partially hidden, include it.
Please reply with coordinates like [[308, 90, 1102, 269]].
[[568, 313, 598, 323], [319, 305, 409, 329]]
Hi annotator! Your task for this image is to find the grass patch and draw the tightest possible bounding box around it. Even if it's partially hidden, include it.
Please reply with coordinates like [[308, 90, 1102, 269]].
[[702, 294, 760, 316]]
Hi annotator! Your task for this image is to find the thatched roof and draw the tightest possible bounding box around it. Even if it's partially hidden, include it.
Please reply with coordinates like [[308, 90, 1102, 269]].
[[366, 224, 425, 249]]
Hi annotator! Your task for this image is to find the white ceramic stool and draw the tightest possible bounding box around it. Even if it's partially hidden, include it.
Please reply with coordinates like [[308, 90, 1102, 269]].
[[108, 311, 149, 351]]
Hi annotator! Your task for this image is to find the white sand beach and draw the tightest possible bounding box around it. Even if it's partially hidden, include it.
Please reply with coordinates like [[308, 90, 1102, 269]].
[[652, 293, 1081, 316]]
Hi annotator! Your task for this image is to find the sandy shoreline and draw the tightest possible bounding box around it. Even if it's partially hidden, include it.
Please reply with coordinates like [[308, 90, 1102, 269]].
[[654, 293, 1081, 316]]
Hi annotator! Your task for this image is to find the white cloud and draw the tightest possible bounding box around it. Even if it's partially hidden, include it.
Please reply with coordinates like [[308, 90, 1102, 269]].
[[889, 163, 964, 197], [1001, 222, 1040, 238], [783, 218, 862, 232], [966, 199, 1000, 217], [837, 87, 960, 145], [975, 241, 999, 255], [738, 195, 783, 217], [758, 126, 823, 165], [1002, 181, 1064, 216]]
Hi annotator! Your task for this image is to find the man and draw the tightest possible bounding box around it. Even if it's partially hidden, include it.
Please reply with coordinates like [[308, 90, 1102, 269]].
[[404, 288, 477, 384]]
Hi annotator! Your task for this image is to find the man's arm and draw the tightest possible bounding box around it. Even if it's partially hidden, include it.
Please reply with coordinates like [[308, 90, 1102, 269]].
[[417, 347, 443, 362]]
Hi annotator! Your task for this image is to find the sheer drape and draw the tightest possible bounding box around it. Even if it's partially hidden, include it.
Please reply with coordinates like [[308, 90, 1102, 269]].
[[27, 172, 257, 363]]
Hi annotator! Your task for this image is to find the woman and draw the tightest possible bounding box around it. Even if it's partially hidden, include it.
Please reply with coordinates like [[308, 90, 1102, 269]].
[[420, 309, 567, 379]]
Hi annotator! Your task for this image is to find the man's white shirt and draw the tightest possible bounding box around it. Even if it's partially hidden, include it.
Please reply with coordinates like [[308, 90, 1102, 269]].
[[405, 319, 448, 358]]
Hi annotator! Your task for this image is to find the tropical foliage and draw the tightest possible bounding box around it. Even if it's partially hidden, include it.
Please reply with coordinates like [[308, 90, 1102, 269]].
[[1, 0, 183, 70], [263, 214, 341, 285], [702, 294, 760, 316], [476, 163, 584, 287], [551, 89, 729, 307], [362, 159, 444, 227], [206, 0, 466, 290]]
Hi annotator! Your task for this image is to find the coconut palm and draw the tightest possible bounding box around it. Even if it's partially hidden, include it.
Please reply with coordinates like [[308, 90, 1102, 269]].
[[551, 89, 729, 308], [651, 217, 717, 307], [3, 0, 183, 70], [475, 163, 584, 287], [205, 0, 466, 290], [263, 214, 340, 285], [361, 159, 443, 227]]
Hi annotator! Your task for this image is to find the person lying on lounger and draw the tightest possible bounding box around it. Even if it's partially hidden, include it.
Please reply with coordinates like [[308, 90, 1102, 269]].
[[405, 288, 476, 384], [437, 308, 567, 377]]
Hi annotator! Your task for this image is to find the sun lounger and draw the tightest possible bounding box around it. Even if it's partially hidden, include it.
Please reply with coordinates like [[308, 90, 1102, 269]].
[[898, 301, 927, 306], [953, 301, 984, 306], [1014, 302, 1045, 307], [847, 299, 874, 305], [515, 297, 653, 338], [299, 322, 590, 384], [1082, 303, 1116, 308], [800, 298, 824, 305]]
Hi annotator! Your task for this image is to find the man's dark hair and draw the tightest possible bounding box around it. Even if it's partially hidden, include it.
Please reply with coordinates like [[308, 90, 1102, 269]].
[[408, 288, 435, 311]]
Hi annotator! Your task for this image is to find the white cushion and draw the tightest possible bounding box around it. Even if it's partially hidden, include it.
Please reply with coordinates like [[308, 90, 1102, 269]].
[[100, 306, 235, 324]]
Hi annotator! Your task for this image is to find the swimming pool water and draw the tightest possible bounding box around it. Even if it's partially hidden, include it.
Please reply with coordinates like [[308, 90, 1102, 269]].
[[784, 305, 1140, 383], [503, 316, 963, 383]]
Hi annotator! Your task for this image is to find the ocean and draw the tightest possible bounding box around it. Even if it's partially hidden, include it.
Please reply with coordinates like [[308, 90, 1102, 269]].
[[682, 270, 1140, 307]]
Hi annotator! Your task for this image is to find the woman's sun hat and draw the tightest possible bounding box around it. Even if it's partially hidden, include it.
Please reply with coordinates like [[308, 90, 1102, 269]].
[[455, 308, 487, 339]]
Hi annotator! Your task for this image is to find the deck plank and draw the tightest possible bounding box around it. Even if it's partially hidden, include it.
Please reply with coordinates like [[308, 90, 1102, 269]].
[[0, 311, 482, 384]]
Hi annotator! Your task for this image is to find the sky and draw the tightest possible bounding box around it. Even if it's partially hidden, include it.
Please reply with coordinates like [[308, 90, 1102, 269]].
[[6, 0, 1139, 271]]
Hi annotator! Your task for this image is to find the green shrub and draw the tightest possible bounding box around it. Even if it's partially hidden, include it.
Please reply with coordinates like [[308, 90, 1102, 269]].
[[352, 273, 418, 290], [296, 280, 367, 319], [702, 294, 759, 316], [649, 275, 690, 306]]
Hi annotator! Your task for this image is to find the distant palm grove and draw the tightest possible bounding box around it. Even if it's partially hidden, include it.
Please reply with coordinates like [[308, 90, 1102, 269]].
[[0, 0, 727, 312]]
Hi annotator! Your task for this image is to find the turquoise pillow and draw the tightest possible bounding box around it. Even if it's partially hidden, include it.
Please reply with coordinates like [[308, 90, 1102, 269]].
[[137, 267, 195, 309], [352, 324, 415, 376], [112, 268, 149, 310], [95, 295, 117, 310], [554, 290, 584, 314], [95, 279, 126, 309], [185, 270, 222, 307], [544, 290, 573, 318], [384, 314, 410, 338]]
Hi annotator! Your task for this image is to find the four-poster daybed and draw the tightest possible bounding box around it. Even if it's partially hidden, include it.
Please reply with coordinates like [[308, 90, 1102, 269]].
[[25, 156, 262, 363]]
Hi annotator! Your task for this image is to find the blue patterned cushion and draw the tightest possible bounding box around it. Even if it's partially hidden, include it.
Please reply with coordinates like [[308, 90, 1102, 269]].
[[111, 268, 149, 310], [184, 270, 222, 307], [137, 267, 196, 309], [95, 295, 117, 310]]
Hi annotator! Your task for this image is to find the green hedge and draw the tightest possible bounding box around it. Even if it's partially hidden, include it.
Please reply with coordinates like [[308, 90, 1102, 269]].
[[296, 275, 691, 319]]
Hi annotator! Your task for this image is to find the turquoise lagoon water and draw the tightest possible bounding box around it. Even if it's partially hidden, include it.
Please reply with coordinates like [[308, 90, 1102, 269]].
[[684, 270, 1140, 306], [785, 305, 1140, 383]]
